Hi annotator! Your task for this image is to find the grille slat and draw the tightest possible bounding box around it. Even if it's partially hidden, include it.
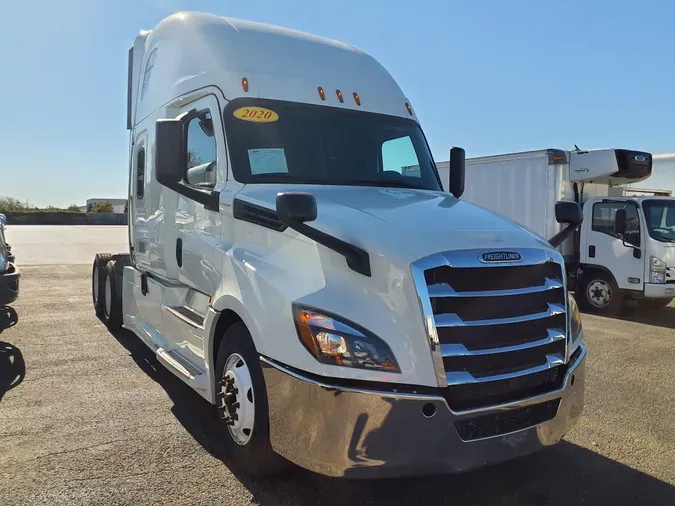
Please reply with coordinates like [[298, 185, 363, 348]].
[[443, 341, 565, 378], [432, 287, 565, 321], [428, 277, 563, 298], [437, 313, 567, 349], [440, 329, 565, 357], [425, 262, 562, 292], [435, 303, 564, 328]]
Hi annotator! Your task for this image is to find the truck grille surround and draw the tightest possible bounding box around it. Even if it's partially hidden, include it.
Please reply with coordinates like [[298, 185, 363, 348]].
[[412, 249, 570, 412]]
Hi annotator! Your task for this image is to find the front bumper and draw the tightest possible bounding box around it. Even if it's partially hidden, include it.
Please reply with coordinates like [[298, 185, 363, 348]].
[[0, 262, 20, 305], [262, 345, 586, 478], [643, 283, 675, 298]]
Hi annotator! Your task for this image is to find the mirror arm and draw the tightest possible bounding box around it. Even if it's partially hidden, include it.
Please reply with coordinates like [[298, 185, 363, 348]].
[[168, 183, 219, 211], [548, 223, 580, 248], [284, 220, 371, 277]]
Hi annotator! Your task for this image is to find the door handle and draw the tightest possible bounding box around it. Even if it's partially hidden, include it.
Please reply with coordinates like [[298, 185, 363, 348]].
[[588, 245, 595, 258], [176, 238, 183, 268]]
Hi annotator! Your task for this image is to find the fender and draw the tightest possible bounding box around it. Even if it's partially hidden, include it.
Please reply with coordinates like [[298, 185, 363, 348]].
[[580, 263, 619, 285], [204, 294, 263, 404]]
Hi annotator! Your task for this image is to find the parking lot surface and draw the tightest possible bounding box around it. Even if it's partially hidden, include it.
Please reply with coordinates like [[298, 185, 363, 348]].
[[5, 225, 128, 265], [1, 226, 674, 505]]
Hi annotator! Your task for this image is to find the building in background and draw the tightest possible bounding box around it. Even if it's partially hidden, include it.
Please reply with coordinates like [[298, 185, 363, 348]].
[[85, 198, 127, 213]]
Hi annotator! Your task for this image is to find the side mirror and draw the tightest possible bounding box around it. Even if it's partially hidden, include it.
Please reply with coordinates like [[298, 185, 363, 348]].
[[155, 118, 185, 188], [449, 147, 465, 199], [276, 193, 317, 225], [555, 200, 583, 226], [549, 200, 583, 248], [615, 208, 627, 236], [155, 111, 220, 212]]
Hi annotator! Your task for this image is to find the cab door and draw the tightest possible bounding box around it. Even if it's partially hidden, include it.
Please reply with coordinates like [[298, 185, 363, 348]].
[[172, 93, 225, 297], [583, 200, 644, 290]]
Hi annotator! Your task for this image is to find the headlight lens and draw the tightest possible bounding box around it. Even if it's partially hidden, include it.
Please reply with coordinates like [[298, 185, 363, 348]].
[[651, 271, 666, 284], [0, 254, 7, 274], [650, 256, 666, 271], [292, 304, 400, 373], [568, 292, 583, 352]]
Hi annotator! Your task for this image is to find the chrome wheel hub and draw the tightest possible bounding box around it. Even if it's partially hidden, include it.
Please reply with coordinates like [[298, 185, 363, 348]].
[[588, 279, 611, 307], [221, 353, 255, 445]]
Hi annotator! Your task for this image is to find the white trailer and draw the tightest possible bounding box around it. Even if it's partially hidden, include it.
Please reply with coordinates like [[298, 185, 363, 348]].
[[91, 12, 587, 478], [622, 188, 672, 197], [438, 149, 675, 313]]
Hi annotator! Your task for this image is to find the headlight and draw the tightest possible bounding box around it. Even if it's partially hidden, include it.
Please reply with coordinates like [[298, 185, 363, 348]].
[[292, 304, 400, 373], [650, 256, 667, 271], [0, 254, 7, 274], [651, 271, 666, 284], [567, 292, 583, 353]]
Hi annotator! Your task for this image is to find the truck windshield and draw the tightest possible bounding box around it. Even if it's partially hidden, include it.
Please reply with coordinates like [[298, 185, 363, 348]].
[[222, 98, 442, 191], [642, 200, 675, 242]]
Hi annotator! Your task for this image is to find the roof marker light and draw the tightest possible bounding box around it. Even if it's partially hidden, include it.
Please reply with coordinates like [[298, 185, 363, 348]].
[[336, 89, 344, 103], [353, 92, 361, 106], [318, 87, 326, 100], [405, 102, 413, 116], [242, 77, 249, 92]]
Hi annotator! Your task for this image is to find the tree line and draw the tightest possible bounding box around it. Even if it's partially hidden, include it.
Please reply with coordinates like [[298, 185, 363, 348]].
[[0, 197, 122, 214]]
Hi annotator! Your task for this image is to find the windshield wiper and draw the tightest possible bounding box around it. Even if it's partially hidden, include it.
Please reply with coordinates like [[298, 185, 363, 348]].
[[651, 234, 675, 243]]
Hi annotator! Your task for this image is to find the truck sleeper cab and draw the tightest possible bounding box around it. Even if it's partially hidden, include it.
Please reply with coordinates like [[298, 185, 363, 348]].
[[92, 12, 586, 478]]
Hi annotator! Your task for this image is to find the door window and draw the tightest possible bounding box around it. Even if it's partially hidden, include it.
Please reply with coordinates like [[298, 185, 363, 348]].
[[185, 111, 217, 188], [592, 202, 640, 247]]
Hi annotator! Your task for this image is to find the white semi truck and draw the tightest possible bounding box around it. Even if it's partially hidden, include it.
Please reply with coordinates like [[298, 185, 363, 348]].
[[92, 12, 587, 478], [439, 149, 675, 313]]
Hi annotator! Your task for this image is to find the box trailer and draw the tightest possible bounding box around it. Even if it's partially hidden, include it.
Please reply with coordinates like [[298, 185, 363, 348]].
[[438, 149, 675, 312], [91, 12, 587, 478]]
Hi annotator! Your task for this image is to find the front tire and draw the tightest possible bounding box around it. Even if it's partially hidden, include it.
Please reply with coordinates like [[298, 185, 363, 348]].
[[215, 323, 288, 476], [101, 260, 123, 330], [578, 271, 622, 314], [92, 253, 111, 316], [637, 297, 673, 310]]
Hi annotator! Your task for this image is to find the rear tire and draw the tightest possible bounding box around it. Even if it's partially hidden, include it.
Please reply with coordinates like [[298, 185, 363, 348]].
[[101, 260, 123, 330], [92, 253, 112, 316], [215, 323, 289, 476], [578, 271, 622, 314], [637, 297, 673, 310]]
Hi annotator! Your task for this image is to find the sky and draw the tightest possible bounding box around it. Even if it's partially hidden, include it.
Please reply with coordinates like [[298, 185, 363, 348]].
[[1, 0, 673, 208]]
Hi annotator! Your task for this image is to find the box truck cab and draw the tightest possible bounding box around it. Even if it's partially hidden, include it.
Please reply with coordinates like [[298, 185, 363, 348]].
[[580, 195, 675, 310], [439, 149, 674, 313], [92, 12, 587, 478]]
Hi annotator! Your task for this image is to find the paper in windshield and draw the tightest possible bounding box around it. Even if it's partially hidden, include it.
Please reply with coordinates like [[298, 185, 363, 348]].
[[248, 148, 288, 175]]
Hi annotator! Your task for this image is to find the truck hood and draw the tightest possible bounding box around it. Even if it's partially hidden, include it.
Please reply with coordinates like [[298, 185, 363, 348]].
[[236, 185, 553, 263]]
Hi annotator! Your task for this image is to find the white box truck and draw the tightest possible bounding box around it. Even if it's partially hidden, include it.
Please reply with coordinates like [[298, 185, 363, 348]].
[[92, 12, 587, 478], [438, 149, 675, 313]]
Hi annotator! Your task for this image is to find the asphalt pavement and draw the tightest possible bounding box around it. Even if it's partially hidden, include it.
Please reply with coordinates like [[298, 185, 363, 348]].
[[5, 225, 128, 265], [0, 226, 674, 505]]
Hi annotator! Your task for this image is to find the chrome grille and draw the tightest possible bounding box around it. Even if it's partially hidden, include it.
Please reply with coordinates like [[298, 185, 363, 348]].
[[412, 248, 569, 410]]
